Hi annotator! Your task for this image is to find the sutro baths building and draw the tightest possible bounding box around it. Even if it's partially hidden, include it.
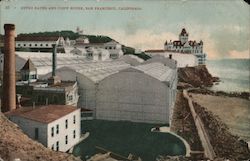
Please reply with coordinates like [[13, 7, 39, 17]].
[[13, 51, 177, 124]]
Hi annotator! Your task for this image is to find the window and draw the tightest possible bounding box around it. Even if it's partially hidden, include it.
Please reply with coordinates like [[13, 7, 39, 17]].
[[46, 44, 48, 47], [40, 44, 43, 47], [35, 128, 39, 140], [51, 127, 54, 137], [68, 95, 73, 101], [53, 96, 58, 104], [51, 144, 54, 150], [56, 124, 59, 134], [65, 135, 68, 145], [23, 44, 26, 47], [17, 44, 21, 46], [65, 119, 68, 129], [31, 74, 37, 79], [35, 44, 37, 46], [73, 130, 76, 139], [73, 115, 76, 124], [56, 141, 59, 151], [29, 44, 32, 47]]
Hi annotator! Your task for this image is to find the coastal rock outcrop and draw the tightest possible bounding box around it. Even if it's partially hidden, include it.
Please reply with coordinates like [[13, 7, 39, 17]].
[[177, 65, 219, 88], [0, 112, 81, 161]]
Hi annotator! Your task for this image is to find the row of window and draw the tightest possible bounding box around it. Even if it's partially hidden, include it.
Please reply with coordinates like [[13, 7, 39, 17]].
[[51, 115, 76, 137], [105, 46, 116, 50], [22, 74, 37, 81], [167, 48, 202, 53], [17, 43, 51, 47], [37, 95, 59, 104], [51, 130, 76, 151]]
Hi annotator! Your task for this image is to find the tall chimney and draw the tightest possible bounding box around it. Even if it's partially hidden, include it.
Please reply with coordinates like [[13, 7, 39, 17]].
[[48, 44, 61, 85], [1, 24, 16, 112], [52, 44, 57, 77]]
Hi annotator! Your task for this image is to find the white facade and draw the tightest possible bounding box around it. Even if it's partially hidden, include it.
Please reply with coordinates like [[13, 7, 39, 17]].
[[86, 47, 110, 61], [96, 63, 178, 124], [37, 60, 131, 109], [103, 41, 124, 59], [8, 106, 81, 152], [16, 36, 65, 49], [47, 109, 81, 152], [67, 38, 124, 60], [145, 51, 198, 68], [164, 28, 206, 65]]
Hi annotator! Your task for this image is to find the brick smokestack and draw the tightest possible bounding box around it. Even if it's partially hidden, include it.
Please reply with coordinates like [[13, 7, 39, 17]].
[[1, 24, 16, 112]]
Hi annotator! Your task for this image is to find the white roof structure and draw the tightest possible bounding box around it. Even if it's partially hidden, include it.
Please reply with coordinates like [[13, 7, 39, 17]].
[[68, 61, 131, 83], [134, 62, 176, 83], [16, 52, 176, 85], [142, 55, 177, 69], [119, 55, 144, 66], [145, 51, 198, 67]]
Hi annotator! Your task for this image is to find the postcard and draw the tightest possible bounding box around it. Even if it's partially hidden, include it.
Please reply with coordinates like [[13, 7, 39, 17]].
[[0, 0, 249, 161]]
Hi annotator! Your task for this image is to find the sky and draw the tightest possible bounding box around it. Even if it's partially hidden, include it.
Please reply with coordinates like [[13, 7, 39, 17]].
[[0, 0, 249, 59]]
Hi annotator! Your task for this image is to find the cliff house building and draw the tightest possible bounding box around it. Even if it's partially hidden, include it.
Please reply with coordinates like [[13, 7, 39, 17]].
[[164, 28, 206, 65]]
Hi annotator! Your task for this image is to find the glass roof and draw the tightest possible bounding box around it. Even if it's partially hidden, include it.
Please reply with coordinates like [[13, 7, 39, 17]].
[[16, 52, 176, 84]]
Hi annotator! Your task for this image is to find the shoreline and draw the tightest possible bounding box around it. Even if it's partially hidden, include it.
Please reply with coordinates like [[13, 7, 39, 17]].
[[189, 88, 250, 100]]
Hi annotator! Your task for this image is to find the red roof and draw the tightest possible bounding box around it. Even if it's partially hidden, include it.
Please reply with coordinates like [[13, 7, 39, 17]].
[[173, 41, 182, 46], [6, 105, 79, 123], [16, 36, 59, 42]]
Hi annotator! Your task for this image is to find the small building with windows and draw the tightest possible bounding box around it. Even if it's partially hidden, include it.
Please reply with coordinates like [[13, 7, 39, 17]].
[[20, 58, 38, 82], [15, 80, 79, 107], [5, 105, 81, 152]]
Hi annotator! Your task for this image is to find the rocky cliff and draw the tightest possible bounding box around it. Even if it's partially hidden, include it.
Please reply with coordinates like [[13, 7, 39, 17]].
[[178, 65, 219, 88], [0, 113, 81, 161]]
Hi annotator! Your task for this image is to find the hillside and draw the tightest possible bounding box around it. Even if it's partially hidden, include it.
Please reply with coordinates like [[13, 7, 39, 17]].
[[0, 112, 81, 161]]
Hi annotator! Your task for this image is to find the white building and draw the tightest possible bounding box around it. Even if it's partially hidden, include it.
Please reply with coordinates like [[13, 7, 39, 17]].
[[145, 50, 198, 68], [6, 105, 81, 152], [66, 37, 124, 60], [103, 40, 124, 59], [96, 62, 178, 124], [86, 47, 110, 61], [164, 28, 206, 65], [15, 36, 65, 49]]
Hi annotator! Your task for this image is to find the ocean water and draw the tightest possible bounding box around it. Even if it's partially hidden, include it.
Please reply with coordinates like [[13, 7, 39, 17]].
[[206, 59, 250, 93]]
